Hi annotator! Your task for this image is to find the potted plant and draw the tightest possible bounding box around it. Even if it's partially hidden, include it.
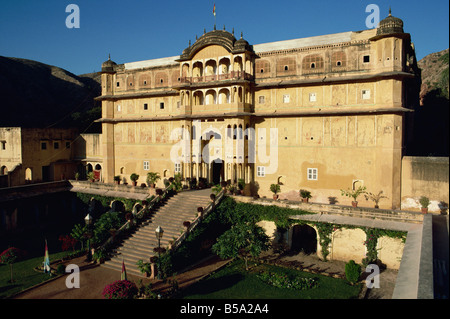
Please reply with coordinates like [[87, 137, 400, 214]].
[[419, 196, 430, 214], [364, 190, 388, 209], [183, 221, 191, 230], [87, 171, 95, 182], [197, 207, 204, 219], [270, 184, 281, 200], [136, 260, 152, 277], [299, 189, 312, 203], [146, 172, 161, 188], [237, 179, 245, 195], [340, 186, 367, 207], [74, 172, 80, 181], [114, 175, 121, 185], [130, 173, 139, 186]]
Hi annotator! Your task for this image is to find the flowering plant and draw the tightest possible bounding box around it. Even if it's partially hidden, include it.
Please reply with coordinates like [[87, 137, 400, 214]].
[[102, 280, 138, 299], [0, 247, 24, 264], [58, 235, 78, 252]]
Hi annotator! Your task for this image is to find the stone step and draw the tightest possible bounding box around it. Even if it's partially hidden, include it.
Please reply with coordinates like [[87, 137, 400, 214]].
[[101, 189, 213, 274]]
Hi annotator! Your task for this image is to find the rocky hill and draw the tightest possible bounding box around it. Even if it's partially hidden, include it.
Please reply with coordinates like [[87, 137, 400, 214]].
[[0, 56, 101, 132], [418, 48, 449, 103], [411, 48, 449, 156]]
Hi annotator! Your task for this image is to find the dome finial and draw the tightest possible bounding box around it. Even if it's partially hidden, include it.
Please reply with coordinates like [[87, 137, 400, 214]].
[[389, 6, 392, 16], [108, 53, 111, 60]]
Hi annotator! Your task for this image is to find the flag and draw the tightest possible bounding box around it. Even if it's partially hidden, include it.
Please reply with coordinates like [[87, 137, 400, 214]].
[[213, 3, 216, 16], [43, 240, 50, 274], [121, 259, 127, 281]]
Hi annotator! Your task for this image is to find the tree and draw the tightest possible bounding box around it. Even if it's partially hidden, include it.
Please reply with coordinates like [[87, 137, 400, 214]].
[[212, 223, 270, 270], [0, 247, 25, 283], [71, 223, 88, 251]]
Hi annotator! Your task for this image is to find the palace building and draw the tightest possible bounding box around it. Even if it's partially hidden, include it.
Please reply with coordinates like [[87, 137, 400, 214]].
[[93, 10, 421, 209]]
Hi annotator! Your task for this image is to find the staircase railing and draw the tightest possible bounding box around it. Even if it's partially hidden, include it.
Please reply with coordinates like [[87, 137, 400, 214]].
[[171, 189, 225, 251], [97, 183, 174, 253]]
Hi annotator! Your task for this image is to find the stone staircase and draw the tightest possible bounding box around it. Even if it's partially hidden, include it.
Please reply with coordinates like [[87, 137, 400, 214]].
[[101, 189, 213, 277]]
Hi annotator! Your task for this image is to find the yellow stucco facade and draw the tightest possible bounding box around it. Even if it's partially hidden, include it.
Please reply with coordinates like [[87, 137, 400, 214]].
[[94, 13, 420, 209]]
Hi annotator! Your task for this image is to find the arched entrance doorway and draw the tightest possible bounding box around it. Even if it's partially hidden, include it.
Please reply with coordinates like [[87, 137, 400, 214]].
[[212, 159, 223, 185], [291, 224, 317, 254]]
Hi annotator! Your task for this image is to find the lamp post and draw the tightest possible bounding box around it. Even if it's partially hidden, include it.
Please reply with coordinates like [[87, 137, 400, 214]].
[[155, 226, 164, 279], [84, 213, 93, 262]]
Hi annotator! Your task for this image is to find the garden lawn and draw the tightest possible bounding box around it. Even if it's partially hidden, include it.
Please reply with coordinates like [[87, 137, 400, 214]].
[[0, 251, 72, 299], [178, 259, 361, 299]]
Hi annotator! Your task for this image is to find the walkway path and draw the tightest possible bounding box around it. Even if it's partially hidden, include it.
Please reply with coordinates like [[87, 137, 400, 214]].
[[13, 254, 231, 299]]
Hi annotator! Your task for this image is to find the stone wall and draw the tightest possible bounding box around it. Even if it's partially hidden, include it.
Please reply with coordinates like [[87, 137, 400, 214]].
[[401, 156, 449, 212]]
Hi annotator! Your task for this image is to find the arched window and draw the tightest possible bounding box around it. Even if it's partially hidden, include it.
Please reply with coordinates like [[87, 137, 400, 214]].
[[25, 168, 32, 181], [233, 125, 237, 140]]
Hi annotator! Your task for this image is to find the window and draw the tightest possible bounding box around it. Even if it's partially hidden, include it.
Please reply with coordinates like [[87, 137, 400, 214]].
[[143, 161, 150, 170], [310, 63, 316, 69], [362, 90, 371, 100], [54, 142, 59, 149], [144, 103, 148, 110], [283, 94, 290, 103], [65, 142, 71, 149], [307, 168, 318, 181], [259, 96, 265, 104], [284, 65, 289, 71], [1, 141, 5, 150], [177, 101, 180, 109], [363, 55, 370, 63], [143, 80, 147, 85], [309, 93, 317, 102], [336, 61, 342, 66], [160, 102, 165, 110], [117, 104, 121, 112], [174, 163, 181, 174], [41, 142, 47, 150], [257, 166, 265, 177], [116, 82, 120, 87]]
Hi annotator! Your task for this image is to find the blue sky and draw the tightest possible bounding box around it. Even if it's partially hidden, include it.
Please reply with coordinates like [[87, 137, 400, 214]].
[[0, 0, 448, 75]]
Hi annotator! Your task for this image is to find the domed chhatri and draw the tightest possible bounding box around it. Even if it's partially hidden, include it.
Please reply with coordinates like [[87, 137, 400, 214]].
[[376, 8, 404, 36], [101, 54, 117, 73]]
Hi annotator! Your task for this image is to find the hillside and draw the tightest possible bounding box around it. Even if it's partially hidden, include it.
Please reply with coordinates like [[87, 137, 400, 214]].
[[0, 56, 101, 132], [418, 48, 449, 102], [410, 48, 449, 156]]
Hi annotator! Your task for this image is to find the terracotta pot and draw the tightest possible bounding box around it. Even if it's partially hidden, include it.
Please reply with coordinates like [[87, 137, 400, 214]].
[[421, 207, 428, 214], [273, 194, 279, 200], [302, 198, 309, 203], [352, 201, 358, 208], [132, 181, 137, 186]]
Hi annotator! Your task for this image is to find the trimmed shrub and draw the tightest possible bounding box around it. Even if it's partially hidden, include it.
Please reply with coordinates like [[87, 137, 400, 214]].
[[345, 260, 361, 285]]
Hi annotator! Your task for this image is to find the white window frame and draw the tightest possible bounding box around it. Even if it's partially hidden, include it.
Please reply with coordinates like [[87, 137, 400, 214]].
[[362, 89, 371, 100], [307, 168, 318, 181], [174, 163, 181, 174], [143, 161, 150, 171], [283, 94, 290, 103], [257, 166, 265, 177], [309, 92, 317, 102]]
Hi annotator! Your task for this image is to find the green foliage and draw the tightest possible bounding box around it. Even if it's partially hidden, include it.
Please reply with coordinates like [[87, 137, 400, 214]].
[[299, 189, 312, 199], [257, 271, 319, 290], [345, 260, 361, 285], [129, 173, 139, 182], [87, 172, 95, 181], [136, 260, 152, 275], [70, 223, 87, 251], [76, 192, 142, 213], [419, 196, 430, 208], [340, 186, 367, 201], [146, 172, 161, 185], [92, 211, 125, 244], [56, 264, 66, 274], [212, 223, 270, 269], [237, 179, 245, 190], [364, 190, 388, 207], [314, 222, 335, 261], [270, 184, 280, 194]]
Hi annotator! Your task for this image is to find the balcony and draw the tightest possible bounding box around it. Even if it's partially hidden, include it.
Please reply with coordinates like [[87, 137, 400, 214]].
[[179, 71, 254, 85]]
